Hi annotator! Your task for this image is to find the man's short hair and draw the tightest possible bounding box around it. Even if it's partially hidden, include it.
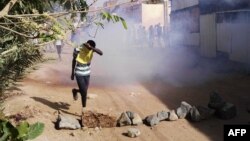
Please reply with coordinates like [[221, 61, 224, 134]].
[[87, 40, 96, 48]]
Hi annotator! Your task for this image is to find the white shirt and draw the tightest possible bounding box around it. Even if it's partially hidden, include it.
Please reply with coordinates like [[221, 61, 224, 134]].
[[55, 40, 62, 45]]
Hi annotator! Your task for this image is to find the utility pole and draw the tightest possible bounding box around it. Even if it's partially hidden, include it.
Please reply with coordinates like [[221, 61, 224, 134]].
[[163, 0, 169, 27], [163, 0, 170, 47]]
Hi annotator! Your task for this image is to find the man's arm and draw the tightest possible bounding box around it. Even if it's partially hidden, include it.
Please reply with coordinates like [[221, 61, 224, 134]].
[[92, 47, 103, 56], [71, 50, 78, 80], [84, 43, 103, 56]]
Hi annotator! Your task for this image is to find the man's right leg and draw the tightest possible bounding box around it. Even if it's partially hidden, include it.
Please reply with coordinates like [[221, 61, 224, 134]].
[[75, 75, 89, 109]]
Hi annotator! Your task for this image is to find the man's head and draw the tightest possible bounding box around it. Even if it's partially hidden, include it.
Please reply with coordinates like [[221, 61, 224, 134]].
[[87, 40, 96, 48]]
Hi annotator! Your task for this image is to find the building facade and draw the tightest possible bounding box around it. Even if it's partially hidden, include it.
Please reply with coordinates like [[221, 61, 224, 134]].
[[170, 0, 250, 64]]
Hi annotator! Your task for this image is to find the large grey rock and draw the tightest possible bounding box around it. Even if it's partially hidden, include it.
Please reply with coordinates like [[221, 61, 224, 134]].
[[216, 102, 237, 120], [145, 114, 160, 126], [156, 111, 169, 121], [126, 111, 134, 119], [127, 128, 141, 138], [176, 101, 192, 119], [208, 91, 226, 110], [190, 106, 201, 122], [57, 114, 81, 130], [131, 113, 143, 125], [124, 111, 142, 125], [117, 112, 132, 126], [197, 106, 215, 120], [168, 110, 178, 121]]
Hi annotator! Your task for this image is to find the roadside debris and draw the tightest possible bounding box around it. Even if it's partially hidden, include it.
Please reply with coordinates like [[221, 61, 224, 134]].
[[82, 111, 116, 128], [208, 91, 226, 110], [56, 112, 81, 130], [197, 106, 215, 120], [208, 91, 237, 120], [117, 111, 143, 126], [117, 112, 132, 126], [176, 101, 192, 119], [126, 128, 141, 138], [168, 110, 178, 121], [189, 106, 201, 122], [8, 105, 41, 123], [52, 91, 237, 135], [216, 102, 237, 120], [70, 132, 76, 136], [145, 114, 160, 126], [156, 111, 169, 121]]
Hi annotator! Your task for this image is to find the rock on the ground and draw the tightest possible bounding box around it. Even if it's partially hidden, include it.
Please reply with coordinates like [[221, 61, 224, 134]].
[[122, 111, 142, 125], [145, 114, 160, 126], [57, 114, 81, 130], [197, 106, 215, 120], [94, 127, 101, 132], [176, 101, 192, 119], [126, 111, 134, 119], [208, 91, 226, 110], [190, 106, 201, 122], [70, 132, 75, 136], [131, 113, 143, 125], [156, 111, 169, 121], [168, 110, 178, 121], [127, 128, 141, 138], [216, 102, 237, 120], [117, 112, 132, 126]]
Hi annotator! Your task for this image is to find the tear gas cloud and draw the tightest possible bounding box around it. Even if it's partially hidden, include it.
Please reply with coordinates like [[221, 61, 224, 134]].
[[72, 5, 241, 87], [73, 22, 218, 88]]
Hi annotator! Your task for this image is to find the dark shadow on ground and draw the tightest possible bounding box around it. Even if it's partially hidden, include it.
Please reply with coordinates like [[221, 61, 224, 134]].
[[60, 109, 81, 117], [31, 97, 70, 110]]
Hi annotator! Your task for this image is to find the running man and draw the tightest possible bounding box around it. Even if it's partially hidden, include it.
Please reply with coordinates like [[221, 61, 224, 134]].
[[55, 38, 63, 60], [71, 40, 103, 112]]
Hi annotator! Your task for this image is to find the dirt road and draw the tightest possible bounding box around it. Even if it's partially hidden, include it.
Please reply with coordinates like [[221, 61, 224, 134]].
[[3, 46, 250, 141]]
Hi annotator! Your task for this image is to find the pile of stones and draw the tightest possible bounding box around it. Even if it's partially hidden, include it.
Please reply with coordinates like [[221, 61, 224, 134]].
[[208, 91, 237, 120], [56, 91, 237, 138], [140, 91, 237, 127]]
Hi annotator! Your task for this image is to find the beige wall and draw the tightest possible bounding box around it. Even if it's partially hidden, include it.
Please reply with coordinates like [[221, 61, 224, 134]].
[[141, 3, 164, 29]]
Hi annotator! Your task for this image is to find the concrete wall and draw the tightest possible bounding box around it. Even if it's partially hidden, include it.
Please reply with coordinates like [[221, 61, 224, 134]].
[[217, 23, 232, 53], [216, 12, 250, 63], [200, 14, 217, 58], [229, 23, 250, 63], [169, 32, 199, 47], [172, 0, 198, 11], [184, 33, 200, 46]]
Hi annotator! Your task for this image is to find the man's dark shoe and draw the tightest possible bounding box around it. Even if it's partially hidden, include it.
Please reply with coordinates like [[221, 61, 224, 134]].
[[72, 88, 78, 100]]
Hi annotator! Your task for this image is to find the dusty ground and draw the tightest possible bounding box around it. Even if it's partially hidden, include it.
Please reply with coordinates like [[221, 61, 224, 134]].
[[3, 46, 250, 141]]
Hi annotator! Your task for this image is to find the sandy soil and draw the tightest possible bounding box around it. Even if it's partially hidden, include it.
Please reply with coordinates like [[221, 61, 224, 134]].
[[3, 46, 250, 141]]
